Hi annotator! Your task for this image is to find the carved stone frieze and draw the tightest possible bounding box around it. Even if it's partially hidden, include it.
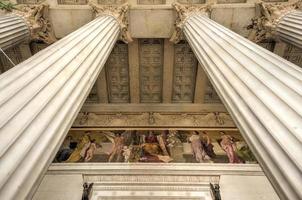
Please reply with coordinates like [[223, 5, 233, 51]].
[[98, 0, 125, 4], [89, 1, 132, 43], [138, 0, 166, 5], [172, 41, 198, 103], [177, 0, 205, 4], [84, 174, 219, 184], [139, 39, 164, 103], [17, 0, 43, 4], [170, 3, 212, 44], [247, 1, 302, 43], [29, 41, 48, 54], [105, 42, 130, 103], [13, 3, 56, 44], [283, 44, 302, 67], [0, 46, 23, 73], [217, 0, 246, 3], [85, 83, 99, 103], [72, 111, 235, 127], [58, 0, 88, 5], [204, 81, 221, 103]]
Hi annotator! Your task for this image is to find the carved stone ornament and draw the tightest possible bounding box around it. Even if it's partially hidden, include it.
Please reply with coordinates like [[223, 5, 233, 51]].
[[88, 1, 133, 43], [13, 3, 57, 44], [72, 111, 236, 128], [247, 0, 302, 43], [170, 3, 212, 44]]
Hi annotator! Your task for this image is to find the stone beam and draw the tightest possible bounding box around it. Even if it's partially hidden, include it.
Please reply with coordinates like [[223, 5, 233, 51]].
[[0, 3, 131, 199], [172, 3, 302, 200]]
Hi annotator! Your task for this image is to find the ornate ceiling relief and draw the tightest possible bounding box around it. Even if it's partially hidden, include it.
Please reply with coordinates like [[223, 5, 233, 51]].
[[105, 42, 130, 103], [247, 1, 302, 43], [0, 46, 24, 73], [139, 39, 164, 103], [258, 41, 276, 51], [204, 81, 221, 104], [16, 0, 43, 4], [138, 0, 166, 5], [73, 111, 235, 127], [217, 0, 246, 3], [57, 0, 88, 5], [172, 41, 198, 103], [29, 41, 48, 54], [85, 83, 99, 103], [283, 45, 302, 67], [97, 0, 125, 4], [177, 0, 205, 4]]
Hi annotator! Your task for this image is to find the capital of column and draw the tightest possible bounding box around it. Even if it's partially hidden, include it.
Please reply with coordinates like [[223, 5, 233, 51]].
[[248, 0, 302, 43], [12, 3, 56, 44], [89, 1, 132, 43], [170, 3, 212, 44]]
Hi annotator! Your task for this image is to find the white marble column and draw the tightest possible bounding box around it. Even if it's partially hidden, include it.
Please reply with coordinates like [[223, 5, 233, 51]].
[[172, 4, 302, 200], [275, 10, 302, 49], [0, 14, 120, 199], [0, 14, 30, 50]]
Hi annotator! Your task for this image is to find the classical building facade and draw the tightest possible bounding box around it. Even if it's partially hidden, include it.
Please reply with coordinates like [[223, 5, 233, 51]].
[[0, 0, 301, 200]]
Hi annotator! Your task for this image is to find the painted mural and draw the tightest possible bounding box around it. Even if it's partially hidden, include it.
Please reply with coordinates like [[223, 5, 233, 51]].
[[54, 130, 257, 164]]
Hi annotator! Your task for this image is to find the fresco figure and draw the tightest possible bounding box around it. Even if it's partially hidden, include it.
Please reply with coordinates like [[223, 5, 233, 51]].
[[66, 134, 91, 162], [140, 131, 173, 163], [56, 136, 75, 162], [200, 131, 216, 158], [157, 130, 170, 156], [189, 131, 211, 163], [84, 139, 97, 162], [122, 145, 132, 163], [108, 133, 125, 162], [219, 131, 243, 163]]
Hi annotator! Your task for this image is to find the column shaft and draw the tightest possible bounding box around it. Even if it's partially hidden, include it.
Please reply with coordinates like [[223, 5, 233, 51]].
[[183, 14, 302, 200], [276, 10, 302, 49], [0, 15, 119, 199], [0, 14, 30, 50]]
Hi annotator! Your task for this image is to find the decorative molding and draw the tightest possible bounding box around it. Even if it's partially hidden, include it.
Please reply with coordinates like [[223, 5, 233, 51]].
[[89, 2, 132, 43], [72, 111, 235, 127], [13, 3, 56, 44], [17, 0, 43, 4], [247, 1, 302, 43], [137, 0, 166, 5], [170, 3, 211, 44], [57, 0, 88, 5], [204, 81, 221, 104]]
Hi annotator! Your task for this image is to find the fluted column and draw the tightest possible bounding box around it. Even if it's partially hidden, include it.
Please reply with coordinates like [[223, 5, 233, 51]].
[[0, 13, 121, 200], [248, 1, 302, 49], [276, 10, 302, 49], [0, 14, 30, 50], [172, 3, 302, 200]]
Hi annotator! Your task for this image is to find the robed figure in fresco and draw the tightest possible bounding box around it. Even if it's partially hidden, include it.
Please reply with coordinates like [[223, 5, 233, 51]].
[[218, 131, 243, 163], [189, 131, 211, 163], [66, 134, 91, 162], [200, 131, 216, 158]]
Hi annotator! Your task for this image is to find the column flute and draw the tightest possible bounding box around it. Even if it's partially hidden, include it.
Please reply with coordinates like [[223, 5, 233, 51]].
[[171, 3, 302, 200], [0, 3, 131, 200]]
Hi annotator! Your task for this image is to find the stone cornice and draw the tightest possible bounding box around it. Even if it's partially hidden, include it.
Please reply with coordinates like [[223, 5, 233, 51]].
[[170, 3, 212, 44], [247, 0, 302, 43], [89, 1, 132, 43]]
